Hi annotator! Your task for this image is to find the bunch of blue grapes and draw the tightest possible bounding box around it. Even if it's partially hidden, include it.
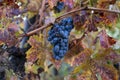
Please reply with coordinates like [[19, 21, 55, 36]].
[[55, 1, 64, 12], [48, 17, 74, 60]]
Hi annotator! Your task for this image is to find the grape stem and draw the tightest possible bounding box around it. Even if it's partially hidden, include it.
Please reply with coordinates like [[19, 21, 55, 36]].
[[20, 23, 52, 37], [21, 6, 120, 37], [56, 6, 120, 19]]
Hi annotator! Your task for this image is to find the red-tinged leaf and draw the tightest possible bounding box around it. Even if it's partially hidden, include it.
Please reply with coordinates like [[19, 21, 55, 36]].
[[27, 34, 45, 66], [0, 29, 18, 46], [28, 34, 44, 48], [104, 13, 117, 25], [72, 49, 92, 67], [73, 13, 87, 30], [108, 36, 116, 45], [99, 30, 110, 48], [64, 39, 85, 61], [91, 48, 112, 61], [93, 15, 103, 23], [97, 0, 116, 8], [97, 0, 110, 8], [0, 7, 2, 18], [0, 0, 17, 5], [64, 0, 74, 9], [50, 53, 62, 70], [24, 72, 40, 80], [99, 30, 116, 48], [26, 49, 38, 63], [26, 48, 46, 69], [87, 20, 98, 32], [71, 67, 97, 80], [92, 63, 119, 80], [97, 12, 117, 26], [7, 23, 19, 33], [105, 51, 120, 63]]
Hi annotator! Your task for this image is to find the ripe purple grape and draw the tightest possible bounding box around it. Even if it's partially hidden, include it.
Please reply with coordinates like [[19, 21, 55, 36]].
[[48, 17, 74, 60]]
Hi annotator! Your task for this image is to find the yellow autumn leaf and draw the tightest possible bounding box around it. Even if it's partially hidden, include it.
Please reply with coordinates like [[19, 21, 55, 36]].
[[26, 34, 46, 69], [72, 62, 90, 74]]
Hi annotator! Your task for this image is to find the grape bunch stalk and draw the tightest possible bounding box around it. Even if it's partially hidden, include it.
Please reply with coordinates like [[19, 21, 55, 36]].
[[48, 17, 74, 60]]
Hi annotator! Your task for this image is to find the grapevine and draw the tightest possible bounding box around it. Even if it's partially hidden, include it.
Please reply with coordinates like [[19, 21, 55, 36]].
[[0, 0, 120, 80]]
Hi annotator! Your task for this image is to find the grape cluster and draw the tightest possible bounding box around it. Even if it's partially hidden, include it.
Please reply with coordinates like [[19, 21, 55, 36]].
[[55, 1, 64, 12], [48, 17, 74, 60]]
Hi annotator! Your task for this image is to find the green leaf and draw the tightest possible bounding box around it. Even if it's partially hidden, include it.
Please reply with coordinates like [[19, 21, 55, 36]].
[[96, 73, 102, 80], [59, 63, 73, 77]]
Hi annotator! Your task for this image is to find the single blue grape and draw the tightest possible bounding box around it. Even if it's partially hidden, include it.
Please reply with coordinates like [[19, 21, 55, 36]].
[[58, 27, 62, 31], [47, 36, 52, 41], [51, 33, 56, 38], [63, 31, 69, 38], [66, 17, 73, 24], [65, 25, 69, 30], [63, 50, 67, 54], [61, 26, 65, 30], [65, 25, 74, 31], [54, 45, 60, 53], [50, 38, 58, 45], [60, 20, 67, 26], [53, 55, 61, 60], [63, 39, 68, 43], [53, 23, 59, 28], [60, 42, 66, 47], [69, 25, 74, 30], [48, 30, 53, 36], [53, 37, 59, 41], [63, 47, 68, 51], [59, 30, 64, 36], [50, 40, 55, 44], [59, 50, 64, 57]]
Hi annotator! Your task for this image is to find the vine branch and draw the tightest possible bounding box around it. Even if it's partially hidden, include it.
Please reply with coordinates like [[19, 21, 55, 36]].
[[20, 23, 52, 37], [39, 0, 46, 26], [21, 7, 120, 37]]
